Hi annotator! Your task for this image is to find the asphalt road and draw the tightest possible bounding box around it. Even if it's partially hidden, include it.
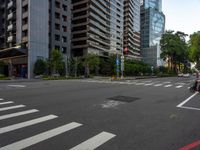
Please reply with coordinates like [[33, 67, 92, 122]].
[[0, 76, 200, 150]]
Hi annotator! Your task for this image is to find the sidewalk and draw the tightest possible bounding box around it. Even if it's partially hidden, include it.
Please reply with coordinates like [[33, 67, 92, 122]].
[[0, 78, 43, 83]]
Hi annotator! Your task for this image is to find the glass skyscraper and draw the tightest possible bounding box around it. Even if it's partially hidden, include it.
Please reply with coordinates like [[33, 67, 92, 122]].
[[140, 0, 165, 67]]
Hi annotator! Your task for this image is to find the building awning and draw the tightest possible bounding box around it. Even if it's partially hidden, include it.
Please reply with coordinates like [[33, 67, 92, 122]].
[[0, 47, 27, 59]]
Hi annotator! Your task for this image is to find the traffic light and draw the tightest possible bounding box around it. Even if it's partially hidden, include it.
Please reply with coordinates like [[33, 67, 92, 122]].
[[124, 47, 128, 54]]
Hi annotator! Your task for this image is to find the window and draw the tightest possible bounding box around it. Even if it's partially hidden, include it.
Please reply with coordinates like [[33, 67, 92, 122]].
[[55, 23, 60, 30], [62, 15, 67, 22], [55, 34, 60, 41], [62, 26, 67, 32], [62, 47, 67, 54], [62, 36, 67, 43], [55, 12, 60, 19], [62, 4, 67, 11], [55, 1, 60, 8]]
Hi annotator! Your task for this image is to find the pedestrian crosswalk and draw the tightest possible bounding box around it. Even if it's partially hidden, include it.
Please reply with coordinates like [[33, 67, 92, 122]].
[[0, 98, 116, 150], [82, 79, 189, 89]]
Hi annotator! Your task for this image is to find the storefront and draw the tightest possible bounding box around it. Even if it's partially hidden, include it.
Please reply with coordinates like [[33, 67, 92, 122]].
[[0, 47, 28, 78]]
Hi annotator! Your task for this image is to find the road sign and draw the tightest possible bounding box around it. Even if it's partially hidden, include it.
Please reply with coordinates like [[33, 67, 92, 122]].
[[116, 59, 120, 66]]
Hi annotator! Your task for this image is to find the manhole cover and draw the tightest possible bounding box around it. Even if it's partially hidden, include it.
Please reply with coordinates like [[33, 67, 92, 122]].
[[107, 95, 140, 103]]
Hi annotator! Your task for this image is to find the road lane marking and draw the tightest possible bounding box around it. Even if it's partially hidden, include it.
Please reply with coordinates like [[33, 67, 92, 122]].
[[69, 131, 116, 150], [0, 98, 4, 101], [179, 106, 200, 111], [0, 101, 13, 105], [8, 85, 26, 88], [180, 139, 200, 150], [0, 105, 25, 112], [0, 122, 82, 150], [164, 84, 173, 88], [0, 115, 58, 134], [0, 109, 39, 121], [177, 92, 198, 108]]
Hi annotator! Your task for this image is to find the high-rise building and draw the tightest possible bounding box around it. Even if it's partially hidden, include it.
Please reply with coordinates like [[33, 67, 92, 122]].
[[124, 0, 141, 60], [0, 0, 71, 78], [71, 0, 124, 57], [0, 0, 143, 78], [140, 0, 165, 67]]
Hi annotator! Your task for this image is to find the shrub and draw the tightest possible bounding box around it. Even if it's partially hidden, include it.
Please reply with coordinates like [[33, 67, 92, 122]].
[[34, 59, 47, 75]]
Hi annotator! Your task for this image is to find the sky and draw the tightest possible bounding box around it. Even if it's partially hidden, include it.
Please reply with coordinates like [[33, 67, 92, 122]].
[[162, 0, 200, 36]]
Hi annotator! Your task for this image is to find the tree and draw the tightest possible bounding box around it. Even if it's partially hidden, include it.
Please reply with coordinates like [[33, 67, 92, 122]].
[[160, 30, 188, 72], [49, 49, 65, 75], [69, 57, 83, 77], [99, 55, 116, 76], [84, 54, 100, 77], [188, 32, 200, 68], [0, 60, 5, 75], [34, 59, 47, 75]]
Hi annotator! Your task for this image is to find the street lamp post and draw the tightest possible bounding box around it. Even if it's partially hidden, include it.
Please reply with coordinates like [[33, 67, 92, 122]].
[[121, 33, 124, 79]]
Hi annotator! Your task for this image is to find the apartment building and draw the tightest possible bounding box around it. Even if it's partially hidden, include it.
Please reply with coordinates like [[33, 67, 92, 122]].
[[71, 0, 124, 57], [0, 0, 143, 78], [0, 0, 71, 78], [124, 0, 141, 60]]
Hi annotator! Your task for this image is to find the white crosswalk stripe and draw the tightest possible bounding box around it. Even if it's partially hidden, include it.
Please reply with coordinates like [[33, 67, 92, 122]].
[[0, 98, 116, 149], [154, 84, 163, 87], [144, 83, 153, 86], [83, 80, 188, 89], [69, 131, 116, 150], [176, 85, 183, 88], [135, 83, 145, 85], [0, 101, 13, 105], [0, 115, 58, 134], [0, 101, 14, 105], [0, 105, 25, 112], [0, 109, 39, 121], [0, 122, 82, 150], [164, 84, 173, 88]]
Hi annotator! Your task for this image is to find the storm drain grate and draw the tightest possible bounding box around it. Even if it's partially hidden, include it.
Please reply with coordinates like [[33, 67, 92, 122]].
[[107, 95, 140, 103]]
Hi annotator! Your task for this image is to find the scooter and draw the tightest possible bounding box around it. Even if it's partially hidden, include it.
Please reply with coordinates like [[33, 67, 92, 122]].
[[189, 80, 200, 93]]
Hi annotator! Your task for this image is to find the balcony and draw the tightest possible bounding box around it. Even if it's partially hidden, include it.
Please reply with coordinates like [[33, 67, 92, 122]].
[[7, 36, 13, 42], [22, 24, 28, 31], [7, 24, 13, 31], [22, 36, 28, 42], [22, 0, 28, 7], [7, 1, 13, 9], [7, 13, 13, 20]]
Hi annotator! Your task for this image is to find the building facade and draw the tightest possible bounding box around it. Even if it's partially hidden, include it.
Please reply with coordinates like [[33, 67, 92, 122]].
[[71, 0, 124, 57], [140, 0, 165, 67], [0, 0, 143, 78], [124, 0, 141, 60], [0, 0, 71, 78]]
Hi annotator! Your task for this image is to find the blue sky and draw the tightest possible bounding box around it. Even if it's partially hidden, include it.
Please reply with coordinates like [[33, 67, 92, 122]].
[[162, 0, 200, 36]]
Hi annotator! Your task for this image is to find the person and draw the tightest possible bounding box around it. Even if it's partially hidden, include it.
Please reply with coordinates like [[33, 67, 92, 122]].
[[196, 78, 200, 91], [193, 68, 200, 91]]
